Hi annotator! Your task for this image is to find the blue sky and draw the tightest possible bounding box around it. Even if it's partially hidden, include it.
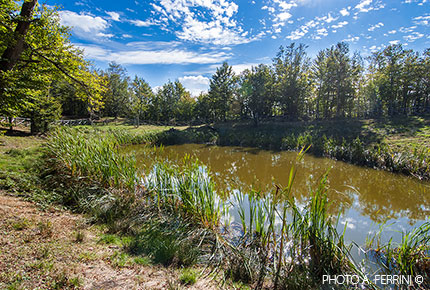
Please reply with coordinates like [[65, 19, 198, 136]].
[[48, 0, 429, 95]]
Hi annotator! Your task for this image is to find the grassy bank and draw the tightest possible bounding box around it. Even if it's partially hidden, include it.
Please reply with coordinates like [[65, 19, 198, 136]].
[[1, 123, 429, 289], [152, 116, 430, 180], [41, 128, 366, 288], [8, 127, 426, 289], [0, 129, 218, 289]]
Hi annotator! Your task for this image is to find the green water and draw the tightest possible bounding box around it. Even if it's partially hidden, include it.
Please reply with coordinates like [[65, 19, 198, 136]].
[[125, 143, 430, 245]]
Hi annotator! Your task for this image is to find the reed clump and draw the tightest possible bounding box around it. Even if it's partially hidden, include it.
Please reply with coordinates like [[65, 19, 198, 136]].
[[367, 222, 430, 289], [41, 127, 429, 289], [219, 148, 367, 289]]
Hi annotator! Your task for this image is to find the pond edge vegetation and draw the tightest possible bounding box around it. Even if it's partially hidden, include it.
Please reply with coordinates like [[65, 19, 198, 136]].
[[8, 126, 425, 289], [153, 122, 430, 181]]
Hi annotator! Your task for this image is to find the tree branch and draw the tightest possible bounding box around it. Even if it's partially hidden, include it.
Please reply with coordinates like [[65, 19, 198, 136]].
[[30, 48, 90, 92]]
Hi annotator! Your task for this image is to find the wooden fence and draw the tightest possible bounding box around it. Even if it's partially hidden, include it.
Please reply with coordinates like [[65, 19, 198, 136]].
[[0, 116, 91, 127]]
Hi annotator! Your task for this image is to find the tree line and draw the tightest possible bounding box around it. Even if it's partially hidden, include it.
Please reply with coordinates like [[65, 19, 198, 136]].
[[90, 42, 430, 126], [1, 1, 430, 133]]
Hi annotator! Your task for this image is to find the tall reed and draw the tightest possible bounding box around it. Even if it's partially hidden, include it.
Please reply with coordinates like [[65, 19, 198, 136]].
[[45, 128, 139, 190], [144, 156, 221, 229]]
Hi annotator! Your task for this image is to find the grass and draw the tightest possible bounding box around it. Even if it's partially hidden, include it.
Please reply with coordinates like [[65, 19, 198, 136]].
[[12, 217, 31, 230], [219, 148, 368, 289], [367, 222, 430, 288], [1, 121, 429, 289], [35, 127, 430, 288], [179, 268, 198, 285]]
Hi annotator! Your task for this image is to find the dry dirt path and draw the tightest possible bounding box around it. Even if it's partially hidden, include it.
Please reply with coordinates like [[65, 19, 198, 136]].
[[0, 192, 218, 290]]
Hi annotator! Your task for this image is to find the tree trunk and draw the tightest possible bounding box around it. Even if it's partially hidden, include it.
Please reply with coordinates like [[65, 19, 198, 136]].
[[8, 116, 13, 132], [0, 0, 38, 72]]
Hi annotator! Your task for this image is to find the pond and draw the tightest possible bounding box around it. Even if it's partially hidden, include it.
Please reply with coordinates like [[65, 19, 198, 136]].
[[125, 143, 430, 249]]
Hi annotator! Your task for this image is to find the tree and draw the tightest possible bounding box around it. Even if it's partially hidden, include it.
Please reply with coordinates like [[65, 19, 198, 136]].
[[0, 0, 38, 72], [51, 79, 89, 118], [208, 62, 236, 122], [194, 92, 211, 123], [151, 80, 188, 123], [102, 62, 131, 119], [130, 75, 153, 126], [273, 43, 312, 120], [240, 64, 274, 125], [369, 44, 407, 116], [0, 0, 106, 133], [177, 93, 196, 122], [312, 42, 359, 119]]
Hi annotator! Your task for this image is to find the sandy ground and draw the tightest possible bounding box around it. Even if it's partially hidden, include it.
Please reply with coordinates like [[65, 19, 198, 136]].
[[0, 192, 219, 289]]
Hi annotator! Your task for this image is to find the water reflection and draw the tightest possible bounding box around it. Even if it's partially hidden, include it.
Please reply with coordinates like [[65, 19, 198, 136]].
[[125, 144, 430, 225]]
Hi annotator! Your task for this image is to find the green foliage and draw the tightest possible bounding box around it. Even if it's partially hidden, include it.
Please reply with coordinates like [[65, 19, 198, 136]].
[[45, 127, 139, 190], [108, 251, 131, 268], [273, 43, 312, 119], [208, 62, 236, 122], [12, 218, 30, 231], [179, 268, 198, 285], [130, 75, 154, 126], [240, 64, 274, 125], [150, 80, 192, 123], [369, 44, 430, 116], [144, 157, 221, 228], [102, 62, 131, 118], [312, 42, 362, 119], [0, 1, 106, 133], [129, 215, 208, 267], [133, 256, 151, 266], [367, 223, 430, 288], [98, 234, 121, 245]]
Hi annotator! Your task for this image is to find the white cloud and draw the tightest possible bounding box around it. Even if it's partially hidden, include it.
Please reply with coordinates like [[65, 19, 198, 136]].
[[286, 18, 320, 40], [389, 40, 400, 45], [332, 21, 348, 29], [354, 0, 385, 14], [106, 11, 120, 21], [355, 0, 372, 12], [413, 15, 430, 26], [286, 28, 307, 40], [77, 44, 231, 65], [316, 28, 328, 36], [276, 12, 292, 22], [96, 32, 114, 38], [176, 16, 254, 45], [262, 5, 276, 13], [340, 8, 350, 16], [275, 0, 297, 10], [388, 30, 397, 34], [264, 0, 298, 33], [368, 22, 384, 31], [59, 10, 110, 39], [343, 35, 360, 42], [178, 75, 210, 96], [399, 26, 417, 33], [231, 63, 260, 74], [404, 32, 424, 42], [152, 0, 255, 46], [403, 0, 429, 4], [320, 13, 338, 23], [130, 19, 157, 27]]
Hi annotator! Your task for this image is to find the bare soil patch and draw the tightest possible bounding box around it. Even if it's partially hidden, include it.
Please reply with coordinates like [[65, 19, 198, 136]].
[[0, 192, 218, 289]]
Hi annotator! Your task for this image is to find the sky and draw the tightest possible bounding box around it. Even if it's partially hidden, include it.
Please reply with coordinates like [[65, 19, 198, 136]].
[[45, 0, 430, 95]]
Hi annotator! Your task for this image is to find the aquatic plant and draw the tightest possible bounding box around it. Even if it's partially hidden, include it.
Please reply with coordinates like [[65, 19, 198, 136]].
[[367, 222, 430, 288], [41, 127, 429, 289]]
